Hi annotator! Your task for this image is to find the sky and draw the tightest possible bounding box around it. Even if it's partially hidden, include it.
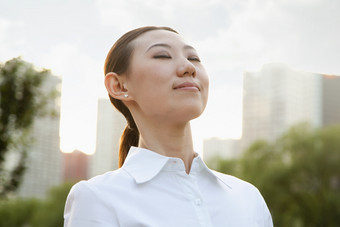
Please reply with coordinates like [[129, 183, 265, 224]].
[[1, 0, 339, 154]]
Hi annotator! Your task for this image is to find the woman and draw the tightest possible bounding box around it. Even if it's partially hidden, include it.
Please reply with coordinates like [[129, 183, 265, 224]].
[[64, 26, 273, 227]]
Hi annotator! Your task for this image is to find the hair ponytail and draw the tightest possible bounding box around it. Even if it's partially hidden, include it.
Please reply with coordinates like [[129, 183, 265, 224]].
[[109, 96, 139, 167], [119, 125, 139, 167], [104, 26, 178, 167]]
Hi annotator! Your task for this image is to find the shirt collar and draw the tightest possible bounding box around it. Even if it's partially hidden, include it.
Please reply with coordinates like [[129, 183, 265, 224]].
[[122, 146, 169, 184], [122, 146, 230, 188]]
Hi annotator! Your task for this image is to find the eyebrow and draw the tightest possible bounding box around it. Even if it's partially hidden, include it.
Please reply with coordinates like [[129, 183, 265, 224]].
[[146, 43, 196, 53]]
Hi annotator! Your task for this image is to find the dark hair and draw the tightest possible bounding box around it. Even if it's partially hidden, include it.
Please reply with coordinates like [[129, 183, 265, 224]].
[[104, 26, 178, 167]]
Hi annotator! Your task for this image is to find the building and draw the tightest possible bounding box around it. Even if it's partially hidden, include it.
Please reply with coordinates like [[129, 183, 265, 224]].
[[321, 74, 340, 126], [63, 150, 89, 182], [89, 98, 126, 178], [241, 63, 340, 151], [17, 74, 62, 198], [203, 138, 239, 162]]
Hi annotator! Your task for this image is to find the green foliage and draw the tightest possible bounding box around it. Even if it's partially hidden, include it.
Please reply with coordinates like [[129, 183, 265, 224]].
[[0, 182, 74, 227], [214, 123, 340, 227], [31, 182, 74, 227], [0, 198, 41, 227], [0, 57, 58, 197]]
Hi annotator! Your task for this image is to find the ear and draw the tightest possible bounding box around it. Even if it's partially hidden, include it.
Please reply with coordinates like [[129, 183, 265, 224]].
[[104, 72, 130, 100]]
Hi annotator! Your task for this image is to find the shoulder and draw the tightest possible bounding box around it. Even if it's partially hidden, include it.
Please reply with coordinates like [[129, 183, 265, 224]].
[[65, 168, 134, 212], [211, 170, 262, 197], [70, 168, 134, 197], [210, 170, 252, 187], [64, 169, 130, 226], [65, 169, 123, 206], [210, 170, 273, 226]]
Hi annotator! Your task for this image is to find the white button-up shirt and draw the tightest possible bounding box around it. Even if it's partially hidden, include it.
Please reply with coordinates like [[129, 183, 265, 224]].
[[64, 146, 273, 227]]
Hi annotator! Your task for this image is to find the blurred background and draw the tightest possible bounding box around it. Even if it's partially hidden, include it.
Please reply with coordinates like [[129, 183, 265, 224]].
[[0, 0, 339, 226]]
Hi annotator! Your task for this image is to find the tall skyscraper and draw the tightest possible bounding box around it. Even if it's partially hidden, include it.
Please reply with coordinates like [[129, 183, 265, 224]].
[[18, 75, 62, 198], [89, 98, 126, 178], [321, 74, 340, 126], [242, 63, 340, 151]]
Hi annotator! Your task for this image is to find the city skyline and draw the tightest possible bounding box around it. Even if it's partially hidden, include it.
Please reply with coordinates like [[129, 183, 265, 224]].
[[242, 63, 340, 151], [1, 0, 339, 155]]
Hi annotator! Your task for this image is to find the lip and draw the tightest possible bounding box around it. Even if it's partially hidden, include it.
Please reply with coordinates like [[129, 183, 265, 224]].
[[173, 82, 200, 91]]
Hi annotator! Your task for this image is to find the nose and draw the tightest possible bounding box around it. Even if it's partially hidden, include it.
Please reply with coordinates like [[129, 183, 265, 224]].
[[176, 59, 196, 77]]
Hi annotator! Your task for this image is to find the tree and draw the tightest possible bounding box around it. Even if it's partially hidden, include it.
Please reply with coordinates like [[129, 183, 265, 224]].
[[213, 123, 340, 226], [0, 182, 74, 227], [0, 57, 58, 198], [0, 197, 41, 227], [30, 182, 74, 227]]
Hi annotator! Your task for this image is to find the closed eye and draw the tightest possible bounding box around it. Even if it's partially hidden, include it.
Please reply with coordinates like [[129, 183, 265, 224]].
[[153, 55, 171, 59], [188, 56, 201, 62]]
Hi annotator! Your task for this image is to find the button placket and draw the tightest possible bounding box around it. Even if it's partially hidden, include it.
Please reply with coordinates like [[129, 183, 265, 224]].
[[195, 198, 202, 206], [174, 168, 212, 226]]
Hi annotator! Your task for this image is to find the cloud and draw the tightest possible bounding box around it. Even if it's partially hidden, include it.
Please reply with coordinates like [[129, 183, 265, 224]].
[[0, 18, 26, 61], [0, 18, 10, 44], [95, 0, 235, 38], [235, 0, 340, 73], [195, 0, 340, 78]]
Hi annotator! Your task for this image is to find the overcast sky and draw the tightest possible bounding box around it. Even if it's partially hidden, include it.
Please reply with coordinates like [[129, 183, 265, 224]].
[[1, 0, 339, 154]]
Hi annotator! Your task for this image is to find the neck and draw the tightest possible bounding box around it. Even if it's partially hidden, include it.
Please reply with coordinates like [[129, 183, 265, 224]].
[[138, 121, 195, 174]]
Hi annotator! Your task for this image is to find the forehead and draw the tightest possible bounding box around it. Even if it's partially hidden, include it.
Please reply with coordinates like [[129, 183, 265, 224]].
[[132, 29, 189, 50]]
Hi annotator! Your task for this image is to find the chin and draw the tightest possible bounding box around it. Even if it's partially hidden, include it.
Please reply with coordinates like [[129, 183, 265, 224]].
[[175, 105, 205, 121]]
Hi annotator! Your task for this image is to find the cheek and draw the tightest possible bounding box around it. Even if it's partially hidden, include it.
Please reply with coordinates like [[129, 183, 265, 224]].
[[199, 69, 210, 94], [199, 71, 210, 110], [204, 75, 209, 90], [128, 68, 171, 105], [132, 62, 170, 83], [135, 71, 169, 94]]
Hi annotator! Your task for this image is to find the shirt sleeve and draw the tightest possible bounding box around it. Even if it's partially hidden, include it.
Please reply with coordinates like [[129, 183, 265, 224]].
[[64, 181, 120, 227], [262, 198, 273, 227]]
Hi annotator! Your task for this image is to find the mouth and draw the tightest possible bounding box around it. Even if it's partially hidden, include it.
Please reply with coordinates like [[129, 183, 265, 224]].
[[173, 82, 200, 91]]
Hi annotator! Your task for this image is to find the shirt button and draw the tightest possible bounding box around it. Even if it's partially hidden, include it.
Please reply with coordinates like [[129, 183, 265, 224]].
[[194, 198, 202, 206]]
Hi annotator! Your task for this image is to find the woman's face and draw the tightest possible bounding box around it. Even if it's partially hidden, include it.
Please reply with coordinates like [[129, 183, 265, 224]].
[[125, 29, 209, 124]]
